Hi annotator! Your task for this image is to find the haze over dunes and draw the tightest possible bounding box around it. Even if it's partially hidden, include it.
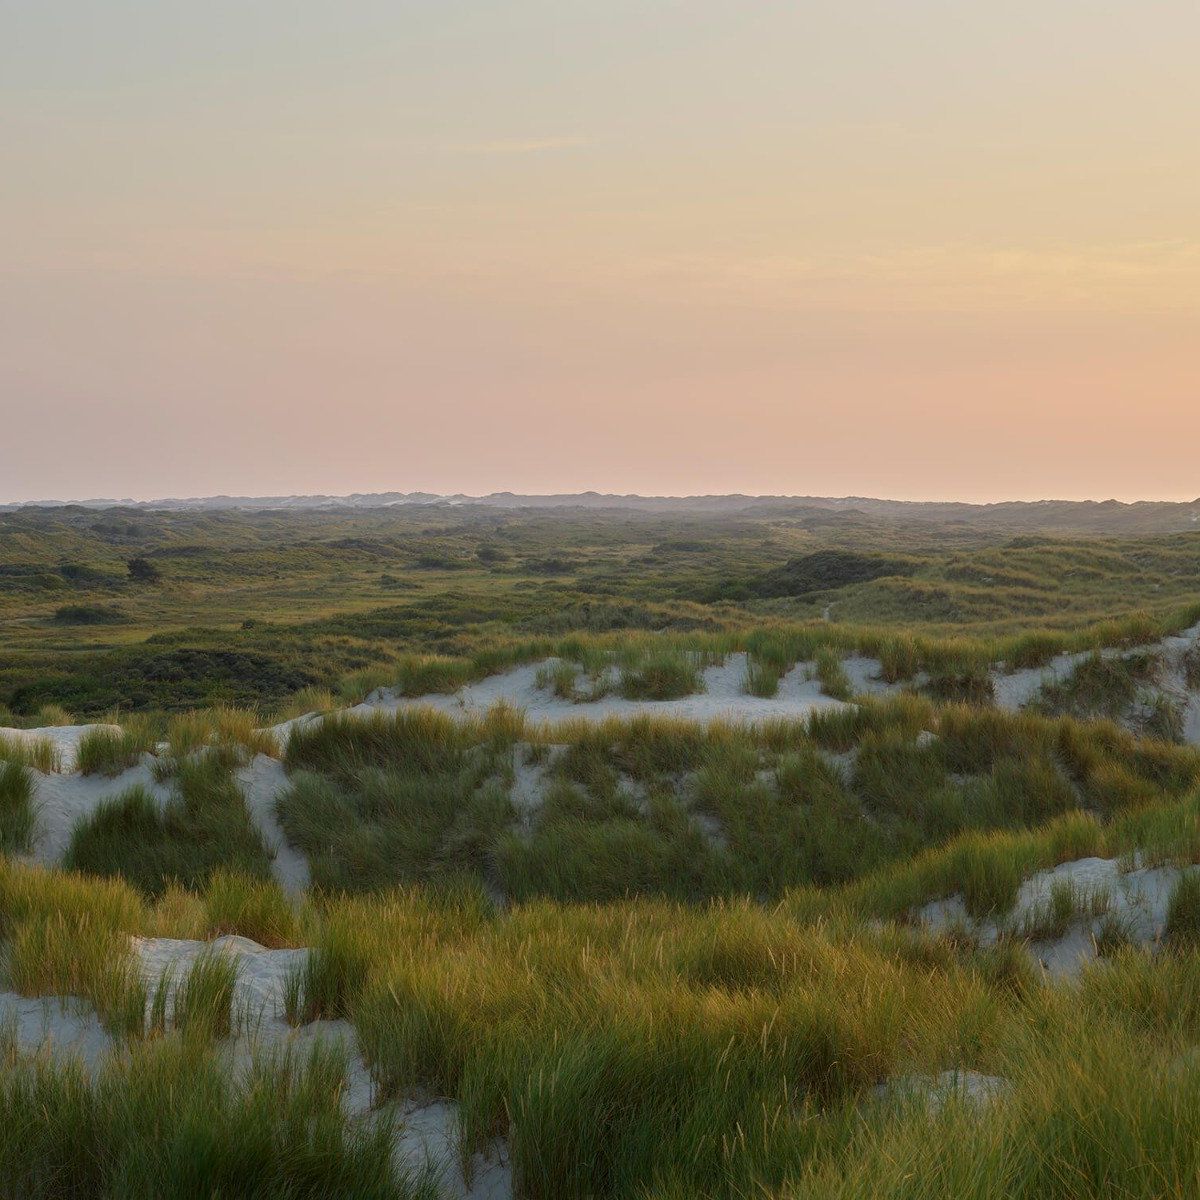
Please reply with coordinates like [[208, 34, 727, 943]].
[[3, 2, 1199, 503]]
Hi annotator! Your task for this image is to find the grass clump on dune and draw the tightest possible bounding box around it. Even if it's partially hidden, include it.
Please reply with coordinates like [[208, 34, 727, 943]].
[[160, 707, 278, 770], [164, 949, 239, 1040], [791, 1017, 1200, 1200], [618, 648, 706, 701], [284, 708, 470, 780], [275, 699, 1200, 907], [924, 665, 995, 706], [202, 869, 300, 947], [280, 767, 514, 896], [17, 781, 1200, 1195], [498, 792, 721, 903], [0, 1037, 416, 1199], [1164, 873, 1200, 949], [75, 719, 156, 777], [280, 703, 524, 894], [6, 907, 146, 1036], [338, 897, 984, 1198], [813, 648, 853, 701], [391, 654, 479, 697], [1034, 651, 1161, 723], [0, 761, 36, 854], [0, 734, 59, 774], [742, 631, 814, 697], [63, 757, 273, 897], [536, 659, 583, 700], [743, 656, 784, 697]]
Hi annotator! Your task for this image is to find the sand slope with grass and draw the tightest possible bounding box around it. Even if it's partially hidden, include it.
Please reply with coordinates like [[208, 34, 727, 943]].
[[339, 652, 860, 728], [28, 758, 173, 865], [4, 930, 514, 1200]]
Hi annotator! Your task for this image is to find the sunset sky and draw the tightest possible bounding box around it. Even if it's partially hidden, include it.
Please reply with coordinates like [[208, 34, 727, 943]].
[[3, 1, 1197, 503]]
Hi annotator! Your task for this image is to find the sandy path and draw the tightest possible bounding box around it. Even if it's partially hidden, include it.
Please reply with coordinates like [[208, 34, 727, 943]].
[[236, 755, 310, 895]]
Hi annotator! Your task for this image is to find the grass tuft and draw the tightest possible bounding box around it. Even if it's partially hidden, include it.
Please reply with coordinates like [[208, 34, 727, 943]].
[[1164, 873, 1200, 949], [0, 762, 36, 854], [76, 719, 156, 777], [0, 735, 60, 773]]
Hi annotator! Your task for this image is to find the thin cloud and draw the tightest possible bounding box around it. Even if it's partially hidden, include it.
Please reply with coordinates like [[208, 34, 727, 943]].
[[453, 135, 591, 156]]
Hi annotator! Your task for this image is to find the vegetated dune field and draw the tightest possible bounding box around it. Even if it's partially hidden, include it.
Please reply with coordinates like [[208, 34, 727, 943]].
[[4, 497, 1200, 1197]]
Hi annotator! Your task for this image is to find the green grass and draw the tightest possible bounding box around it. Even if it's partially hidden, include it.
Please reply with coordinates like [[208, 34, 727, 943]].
[[267, 696, 1200, 907], [161, 707, 278, 766], [284, 708, 471, 780], [0, 761, 36, 854], [6, 908, 145, 1035], [814, 648, 852, 701], [202, 869, 300, 947], [10, 787, 1200, 1196], [743, 655, 784, 697], [0, 734, 59, 773], [75, 719, 156, 776], [1017, 878, 1110, 941], [170, 948, 238, 1039], [1165, 873, 1200, 948], [792, 1012, 1200, 1200], [0, 1035, 424, 1198], [618, 649, 707, 700], [270, 699, 1200, 907], [280, 766, 514, 895], [63, 757, 273, 897], [1034, 650, 1161, 724], [4, 502, 1200, 719], [536, 659, 582, 699], [7, 507, 1200, 1193]]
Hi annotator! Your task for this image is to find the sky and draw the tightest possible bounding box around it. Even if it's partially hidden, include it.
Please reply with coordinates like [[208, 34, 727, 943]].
[[2, 1, 1198, 504]]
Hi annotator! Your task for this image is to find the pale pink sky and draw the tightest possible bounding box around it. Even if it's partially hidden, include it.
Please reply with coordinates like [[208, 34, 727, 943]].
[[2, 2, 1198, 503]]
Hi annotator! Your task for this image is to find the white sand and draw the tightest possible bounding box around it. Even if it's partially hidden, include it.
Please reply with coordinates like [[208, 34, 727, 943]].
[[389, 1098, 512, 1200], [0, 991, 115, 1073], [1162, 621, 1200, 747], [989, 652, 1096, 712], [0, 722, 123, 772], [29, 757, 172, 865], [133, 934, 308, 1022], [343, 653, 853, 727], [1185, 696, 1200, 748], [918, 855, 1195, 977], [873, 1069, 1010, 1111], [990, 622, 1200, 740], [236, 754, 310, 894], [266, 623, 1200, 748], [508, 746, 552, 816]]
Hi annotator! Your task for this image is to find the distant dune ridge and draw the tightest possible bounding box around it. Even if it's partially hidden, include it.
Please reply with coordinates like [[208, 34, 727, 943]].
[[5, 491, 1200, 534]]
